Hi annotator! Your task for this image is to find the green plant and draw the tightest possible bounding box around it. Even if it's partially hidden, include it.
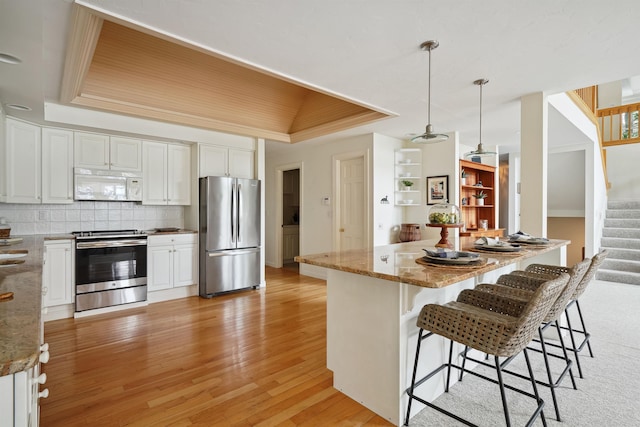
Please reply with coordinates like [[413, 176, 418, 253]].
[[473, 190, 487, 199], [401, 180, 414, 187]]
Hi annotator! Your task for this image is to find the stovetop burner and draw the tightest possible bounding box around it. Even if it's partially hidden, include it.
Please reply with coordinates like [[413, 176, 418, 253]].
[[71, 229, 146, 239]]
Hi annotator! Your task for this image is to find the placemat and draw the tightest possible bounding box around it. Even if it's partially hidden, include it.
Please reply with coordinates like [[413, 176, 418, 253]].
[[467, 247, 526, 256], [415, 256, 488, 269]]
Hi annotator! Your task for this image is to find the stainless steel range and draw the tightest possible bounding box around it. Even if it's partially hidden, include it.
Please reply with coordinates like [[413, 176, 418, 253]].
[[72, 229, 148, 312]]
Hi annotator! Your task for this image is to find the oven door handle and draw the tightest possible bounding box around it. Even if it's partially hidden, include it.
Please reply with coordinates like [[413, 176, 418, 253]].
[[76, 239, 148, 249]]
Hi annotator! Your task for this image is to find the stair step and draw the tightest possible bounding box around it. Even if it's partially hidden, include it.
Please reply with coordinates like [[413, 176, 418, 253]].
[[601, 237, 640, 250], [608, 200, 640, 210], [604, 247, 640, 261], [596, 269, 640, 285], [601, 259, 640, 274], [606, 209, 640, 219], [604, 218, 640, 228], [602, 228, 640, 239]]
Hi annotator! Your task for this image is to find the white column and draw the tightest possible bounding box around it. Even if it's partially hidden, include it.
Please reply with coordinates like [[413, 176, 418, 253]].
[[520, 92, 548, 237]]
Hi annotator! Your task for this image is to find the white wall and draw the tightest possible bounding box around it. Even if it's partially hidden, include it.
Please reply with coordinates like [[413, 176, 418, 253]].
[[372, 134, 403, 245], [606, 144, 640, 201]]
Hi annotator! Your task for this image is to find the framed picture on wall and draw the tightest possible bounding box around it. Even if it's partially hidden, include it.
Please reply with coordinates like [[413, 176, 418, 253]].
[[426, 175, 449, 205]]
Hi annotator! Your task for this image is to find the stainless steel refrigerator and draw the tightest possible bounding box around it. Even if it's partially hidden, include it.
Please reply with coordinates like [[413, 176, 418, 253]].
[[199, 176, 261, 297]]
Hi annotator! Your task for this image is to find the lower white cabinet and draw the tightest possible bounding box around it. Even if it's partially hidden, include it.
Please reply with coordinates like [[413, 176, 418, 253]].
[[282, 226, 300, 263], [0, 349, 49, 427], [147, 234, 197, 291], [42, 240, 74, 307]]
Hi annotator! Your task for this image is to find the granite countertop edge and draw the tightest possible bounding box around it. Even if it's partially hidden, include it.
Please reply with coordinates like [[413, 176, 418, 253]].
[[295, 239, 571, 289]]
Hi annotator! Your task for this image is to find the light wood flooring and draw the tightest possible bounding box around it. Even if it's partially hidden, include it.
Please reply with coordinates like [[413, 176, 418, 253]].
[[41, 267, 392, 426]]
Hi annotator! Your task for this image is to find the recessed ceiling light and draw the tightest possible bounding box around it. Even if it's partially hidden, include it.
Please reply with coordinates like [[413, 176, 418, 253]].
[[0, 53, 22, 65], [6, 104, 32, 111]]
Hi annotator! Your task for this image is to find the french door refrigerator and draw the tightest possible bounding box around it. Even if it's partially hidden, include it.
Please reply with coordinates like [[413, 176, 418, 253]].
[[199, 176, 261, 297]]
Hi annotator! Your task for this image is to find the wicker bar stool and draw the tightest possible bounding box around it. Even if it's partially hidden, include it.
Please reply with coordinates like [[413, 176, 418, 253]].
[[404, 273, 569, 427], [469, 258, 591, 421], [517, 250, 608, 378]]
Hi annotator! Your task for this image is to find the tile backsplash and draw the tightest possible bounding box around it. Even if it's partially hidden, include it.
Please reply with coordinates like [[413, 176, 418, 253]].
[[0, 201, 184, 235]]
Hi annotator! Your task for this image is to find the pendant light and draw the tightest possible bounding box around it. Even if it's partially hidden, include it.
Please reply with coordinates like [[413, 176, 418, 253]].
[[465, 78, 497, 158], [411, 40, 449, 144]]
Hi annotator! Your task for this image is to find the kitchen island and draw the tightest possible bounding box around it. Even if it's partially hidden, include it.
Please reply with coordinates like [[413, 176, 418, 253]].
[[296, 239, 569, 426]]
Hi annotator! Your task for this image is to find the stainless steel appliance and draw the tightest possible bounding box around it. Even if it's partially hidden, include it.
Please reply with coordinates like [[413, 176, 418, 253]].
[[199, 176, 261, 297], [73, 229, 147, 312], [74, 168, 143, 202]]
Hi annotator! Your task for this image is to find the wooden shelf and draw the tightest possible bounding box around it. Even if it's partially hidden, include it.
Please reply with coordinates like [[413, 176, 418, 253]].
[[460, 159, 497, 230]]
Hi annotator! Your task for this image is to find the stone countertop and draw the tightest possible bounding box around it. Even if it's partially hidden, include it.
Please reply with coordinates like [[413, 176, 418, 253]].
[[295, 239, 570, 289], [0, 235, 45, 376]]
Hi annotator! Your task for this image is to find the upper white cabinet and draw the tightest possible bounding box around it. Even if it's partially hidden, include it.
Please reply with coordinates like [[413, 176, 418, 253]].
[[74, 133, 142, 171], [199, 144, 254, 179], [42, 128, 74, 204], [142, 141, 191, 205], [3, 118, 41, 204]]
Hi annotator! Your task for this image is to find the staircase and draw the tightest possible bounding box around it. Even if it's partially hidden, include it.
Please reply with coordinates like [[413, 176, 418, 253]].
[[597, 200, 640, 285]]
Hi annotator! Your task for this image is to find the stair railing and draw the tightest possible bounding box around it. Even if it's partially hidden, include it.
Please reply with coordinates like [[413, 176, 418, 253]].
[[596, 102, 640, 147]]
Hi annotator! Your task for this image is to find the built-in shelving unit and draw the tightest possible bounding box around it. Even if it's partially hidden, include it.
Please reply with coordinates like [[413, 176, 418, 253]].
[[394, 149, 422, 206], [459, 159, 504, 237]]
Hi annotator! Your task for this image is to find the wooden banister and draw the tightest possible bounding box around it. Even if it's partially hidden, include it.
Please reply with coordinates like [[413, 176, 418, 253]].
[[596, 101, 640, 147]]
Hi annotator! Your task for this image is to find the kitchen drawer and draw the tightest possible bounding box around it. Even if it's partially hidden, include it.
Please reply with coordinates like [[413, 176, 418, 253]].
[[148, 233, 197, 246]]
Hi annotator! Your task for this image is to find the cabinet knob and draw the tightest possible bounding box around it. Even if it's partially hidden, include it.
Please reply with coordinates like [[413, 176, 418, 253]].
[[39, 389, 50, 399], [34, 373, 47, 385]]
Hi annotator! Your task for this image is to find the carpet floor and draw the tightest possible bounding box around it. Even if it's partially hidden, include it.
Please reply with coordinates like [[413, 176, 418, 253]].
[[409, 279, 640, 426]]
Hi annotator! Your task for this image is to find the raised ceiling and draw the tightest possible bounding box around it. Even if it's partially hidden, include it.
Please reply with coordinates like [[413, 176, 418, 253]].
[[60, 5, 392, 143]]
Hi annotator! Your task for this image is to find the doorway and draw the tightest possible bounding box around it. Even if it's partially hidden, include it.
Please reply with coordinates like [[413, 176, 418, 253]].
[[282, 168, 300, 270]]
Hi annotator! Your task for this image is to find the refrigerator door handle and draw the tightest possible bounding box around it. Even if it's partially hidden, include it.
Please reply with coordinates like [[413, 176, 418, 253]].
[[207, 248, 261, 257], [237, 183, 242, 243], [231, 182, 236, 243]]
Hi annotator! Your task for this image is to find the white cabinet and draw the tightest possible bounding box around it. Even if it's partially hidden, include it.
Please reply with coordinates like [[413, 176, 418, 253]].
[[394, 148, 422, 206], [42, 240, 74, 307], [142, 141, 191, 205], [42, 128, 74, 204], [147, 234, 197, 291], [3, 118, 41, 203], [74, 133, 142, 171], [199, 144, 254, 179], [282, 226, 299, 263]]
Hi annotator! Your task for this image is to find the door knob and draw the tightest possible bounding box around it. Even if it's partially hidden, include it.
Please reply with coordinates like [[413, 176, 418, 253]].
[[339, 228, 345, 232]]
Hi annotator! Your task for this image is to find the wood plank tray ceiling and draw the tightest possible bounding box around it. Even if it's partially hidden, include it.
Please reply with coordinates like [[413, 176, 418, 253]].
[[60, 5, 392, 143]]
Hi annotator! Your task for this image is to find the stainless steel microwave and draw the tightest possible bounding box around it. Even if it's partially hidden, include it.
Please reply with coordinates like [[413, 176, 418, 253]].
[[74, 168, 143, 202]]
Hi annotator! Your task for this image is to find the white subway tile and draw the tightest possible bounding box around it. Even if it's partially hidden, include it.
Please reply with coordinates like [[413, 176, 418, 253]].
[[81, 210, 95, 221], [66, 210, 81, 221], [108, 210, 122, 221], [50, 210, 66, 222], [80, 201, 95, 210], [94, 221, 109, 230], [95, 201, 109, 210], [50, 222, 67, 233], [35, 221, 51, 234], [95, 210, 109, 221]]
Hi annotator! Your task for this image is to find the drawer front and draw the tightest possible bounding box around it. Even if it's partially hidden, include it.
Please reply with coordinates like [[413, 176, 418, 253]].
[[148, 233, 196, 246]]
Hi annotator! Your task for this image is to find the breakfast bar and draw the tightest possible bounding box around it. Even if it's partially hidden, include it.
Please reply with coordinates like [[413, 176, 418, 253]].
[[296, 238, 569, 426]]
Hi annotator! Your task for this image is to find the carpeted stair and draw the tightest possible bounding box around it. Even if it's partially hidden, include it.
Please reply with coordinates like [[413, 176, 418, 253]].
[[598, 200, 640, 285]]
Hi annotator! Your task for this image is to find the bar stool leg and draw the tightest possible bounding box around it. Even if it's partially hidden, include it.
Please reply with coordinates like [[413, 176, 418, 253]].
[[404, 329, 424, 426], [523, 348, 547, 427], [575, 300, 594, 357], [553, 320, 577, 390], [445, 340, 454, 393], [494, 356, 512, 427], [563, 312, 584, 378], [458, 345, 469, 381], [538, 326, 562, 421]]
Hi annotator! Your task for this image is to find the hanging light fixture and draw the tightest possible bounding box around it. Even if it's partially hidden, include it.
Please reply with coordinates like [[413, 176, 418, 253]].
[[465, 78, 497, 158], [411, 40, 449, 144]]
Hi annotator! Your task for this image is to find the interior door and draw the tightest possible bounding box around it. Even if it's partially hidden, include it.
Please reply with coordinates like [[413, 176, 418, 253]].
[[339, 156, 365, 251]]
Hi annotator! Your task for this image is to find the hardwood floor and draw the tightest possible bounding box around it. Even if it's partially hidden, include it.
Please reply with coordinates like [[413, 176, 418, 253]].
[[41, 267, 392, 426]]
